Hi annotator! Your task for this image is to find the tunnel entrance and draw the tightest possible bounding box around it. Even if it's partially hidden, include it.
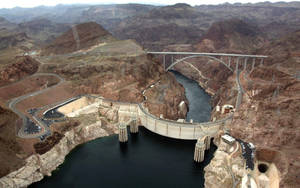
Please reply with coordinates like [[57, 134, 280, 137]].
[[258, 163, 268, 173]]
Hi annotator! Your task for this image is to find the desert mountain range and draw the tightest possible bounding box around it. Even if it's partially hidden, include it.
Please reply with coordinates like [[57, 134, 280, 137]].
[[0, 2, 299, 187]]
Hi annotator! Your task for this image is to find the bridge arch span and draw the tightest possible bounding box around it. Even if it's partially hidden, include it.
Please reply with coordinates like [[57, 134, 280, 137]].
[[166, 55, 233, 72]]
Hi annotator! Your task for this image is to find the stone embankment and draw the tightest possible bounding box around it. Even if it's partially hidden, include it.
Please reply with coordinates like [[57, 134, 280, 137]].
[[0, 119, 116, 187]]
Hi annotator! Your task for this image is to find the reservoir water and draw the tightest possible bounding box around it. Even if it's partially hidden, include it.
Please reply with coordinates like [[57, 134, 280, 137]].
[[30, 71, 215, 188]]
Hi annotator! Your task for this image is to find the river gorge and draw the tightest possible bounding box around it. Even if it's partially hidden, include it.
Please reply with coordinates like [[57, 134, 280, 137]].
[[29, 71, 215, 188]]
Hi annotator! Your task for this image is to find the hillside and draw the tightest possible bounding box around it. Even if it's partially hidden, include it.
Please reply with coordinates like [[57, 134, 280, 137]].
[[18, 18, 70, 45], [111, 3, 207, 50], [110, 2, 300, 50], [228, 31, 300, 187], [0, 56, 40, 86], [0, 106, 26, 177], [259, 30, 300, 76], [42, 22, 114, 55], [0, 17, 16, 30], [1, 2, 300, 51], [196, 19, 265, 53]]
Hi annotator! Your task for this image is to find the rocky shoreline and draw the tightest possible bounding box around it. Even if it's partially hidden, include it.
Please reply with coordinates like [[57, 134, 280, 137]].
[[0, 120, 116, 188]]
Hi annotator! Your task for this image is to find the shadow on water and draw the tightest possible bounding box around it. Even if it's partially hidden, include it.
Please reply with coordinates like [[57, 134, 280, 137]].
[[119, 142, 128, 157], [130, 131, 139, 145]]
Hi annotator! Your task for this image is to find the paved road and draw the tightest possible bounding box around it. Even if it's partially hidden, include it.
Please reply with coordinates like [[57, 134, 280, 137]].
[[7, 73, 64, 139]]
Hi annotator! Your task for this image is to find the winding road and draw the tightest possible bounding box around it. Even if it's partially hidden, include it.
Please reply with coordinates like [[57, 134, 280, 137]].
[[7, 73, 64, 138]]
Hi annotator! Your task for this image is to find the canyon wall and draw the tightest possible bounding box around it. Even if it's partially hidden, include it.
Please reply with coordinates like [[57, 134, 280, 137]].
[[0, 120, 116, 188]]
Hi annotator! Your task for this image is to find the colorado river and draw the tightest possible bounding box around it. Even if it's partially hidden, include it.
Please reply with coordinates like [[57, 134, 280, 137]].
[[171, 70, 211, 122], [30, 72, 215, 188]]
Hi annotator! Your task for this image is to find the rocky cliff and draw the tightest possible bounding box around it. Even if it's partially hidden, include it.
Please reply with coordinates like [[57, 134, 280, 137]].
[[163, 19, 299, 187], [0, 119, 116, 188], [205, 137, 245, 188], [203, 30, 299, 188], [0, 56, 39, 87], [0, 107, 26, 178]]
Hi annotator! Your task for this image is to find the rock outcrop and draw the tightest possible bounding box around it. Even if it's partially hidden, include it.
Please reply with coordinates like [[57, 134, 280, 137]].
[[0, 119, 115, 188], [0, 56, 39, 86], [0, 106, 26, 178], [205, 138, 245, 188], [204, 30, 300, 187]]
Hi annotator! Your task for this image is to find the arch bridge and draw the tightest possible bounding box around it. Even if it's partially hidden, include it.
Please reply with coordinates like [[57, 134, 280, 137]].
[[147, 51, 268, 72]]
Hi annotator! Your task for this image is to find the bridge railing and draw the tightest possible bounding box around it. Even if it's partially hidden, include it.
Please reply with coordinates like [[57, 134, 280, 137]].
[[147, 51, 268, 58]]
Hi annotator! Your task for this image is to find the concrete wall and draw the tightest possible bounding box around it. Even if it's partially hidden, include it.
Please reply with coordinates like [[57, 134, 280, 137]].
[[56, 96, 233, 140], [57, 97, 90, 114], [136, 104, 227, 140], [90, 98, 231, 140]]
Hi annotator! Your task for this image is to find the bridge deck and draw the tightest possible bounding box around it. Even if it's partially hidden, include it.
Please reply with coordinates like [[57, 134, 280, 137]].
[[147, 51, 268, 58]]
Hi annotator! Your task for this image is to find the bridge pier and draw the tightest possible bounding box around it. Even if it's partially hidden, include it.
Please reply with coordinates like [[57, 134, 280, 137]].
[[235, 58, 240, 72], [244, 58, 248, 71], [194, 138, 206, 162], [129, 119, 138, 133], [119, 123, 128, 142], [251, 58, 255, 72], [205, 136, 211, 150], [228, 57, 231, 68], [260, 58, 264, 67], [163, 55, 166, 71]]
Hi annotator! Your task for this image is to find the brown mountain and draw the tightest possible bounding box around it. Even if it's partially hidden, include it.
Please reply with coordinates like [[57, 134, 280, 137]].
[[42, 22, 114, 55], [0, 17, 30, 51], [259, 30, 300, 74], [18, 18, 70, 45], [0, 29, 35, 66], [0, 17, 16, 30], [111, 4, 207, 50], [0, 31, 29, 51], [194, 19, 266, 53]]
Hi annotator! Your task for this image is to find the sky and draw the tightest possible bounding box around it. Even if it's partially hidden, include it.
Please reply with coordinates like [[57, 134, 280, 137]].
[[0, 0, 296, 8]]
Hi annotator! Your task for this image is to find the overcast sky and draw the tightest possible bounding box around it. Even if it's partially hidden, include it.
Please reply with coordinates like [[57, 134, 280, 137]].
[[0, 0, 295, 8]]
